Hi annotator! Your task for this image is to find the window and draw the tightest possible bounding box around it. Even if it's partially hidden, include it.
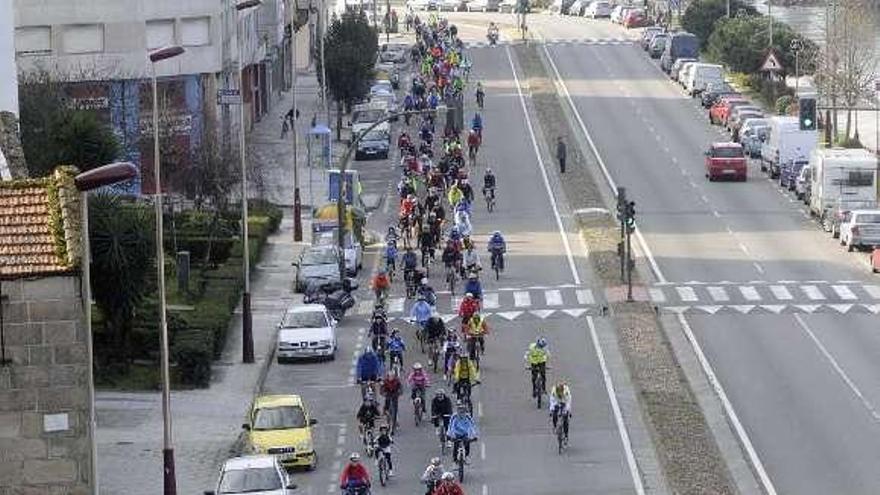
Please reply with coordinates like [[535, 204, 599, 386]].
[[218, 467, 282, 493], [281, 311, 328, 329], [252, 406, 307, 430], [146, 20, 175, 50], [833, 170, 874, 187], [180, 17, 210, 47], [63, 24, 103, 54], [712, 147, 744, 159], [15, 26, 51, 55]]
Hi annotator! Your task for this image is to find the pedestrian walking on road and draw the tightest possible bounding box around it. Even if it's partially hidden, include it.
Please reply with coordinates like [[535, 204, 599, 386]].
[[556, 136, 567, 174]]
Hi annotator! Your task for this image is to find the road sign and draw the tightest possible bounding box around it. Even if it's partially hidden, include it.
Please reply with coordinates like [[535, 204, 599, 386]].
[[761, 51, 783, 72], [217, 89, 241, 105]]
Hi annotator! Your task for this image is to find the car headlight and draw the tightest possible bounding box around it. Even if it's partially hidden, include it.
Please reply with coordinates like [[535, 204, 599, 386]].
[[297, 441, 312, 452], [319, 339, 332, 346], [249, 443, 263, 454]]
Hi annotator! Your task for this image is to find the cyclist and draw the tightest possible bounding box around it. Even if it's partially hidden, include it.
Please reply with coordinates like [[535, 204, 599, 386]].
[[402, 246, 419, 286], [431, 388, 454, 435], [357, 347, 383, 397], [458, 178, 475, 205], [401, 194, 418, 219], [487, 231, 507, 272], [419, 224, 435, 262], [432, 472, 465, 495], [424, 314, 446, 362], [549, 380, 572, 443], [464, 312, 488, 358], [375, 424, 394, 476], [441, 241, 462, 277], [339, 452, 371, 494], [463, 273, 483, 302], [379, 370, 403, 423], [410, 295, 433, 336], [471, 112, 483, 138], [369, 314, 389, 356], [421, 457, 445, 495], [462, 244, 480, 275], [475, 82, 485, 109], [385, 240, 398, 272], [407, 362, 431, 409], [524, 337, 550, 396], [398, 131, 412, 153], [457, 292, 480, 322], [418, 278, 438, 307], [446, 181, 463, 208], [482, 168, 496, 200], [442, 333, 461, 380], [447, 401, 479, 461], [387, 330, 406, 369], [386, 226, 399, 247], [452, 352, 479, 404], [467, 129, 481, 160], [356, 394, 381, 440]]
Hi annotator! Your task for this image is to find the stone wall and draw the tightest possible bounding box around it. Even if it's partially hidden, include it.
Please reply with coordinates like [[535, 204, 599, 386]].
[[0, 111, 28, 178], [0, 275, 91, 495]]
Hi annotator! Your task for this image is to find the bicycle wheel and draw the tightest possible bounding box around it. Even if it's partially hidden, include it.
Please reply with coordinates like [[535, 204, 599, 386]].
[[378, 456, 388, 486], [494, 261, 500, 281], [439, 430, 447, 456], [557, 423, 565, 454], [457, 448, 466, 482], [414, 399, 423, 426]]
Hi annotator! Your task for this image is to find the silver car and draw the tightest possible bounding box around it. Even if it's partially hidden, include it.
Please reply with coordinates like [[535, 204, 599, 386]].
[[206, 455, 296, 495], [840, 210, 880, 251], [276, 304, 338, 362]]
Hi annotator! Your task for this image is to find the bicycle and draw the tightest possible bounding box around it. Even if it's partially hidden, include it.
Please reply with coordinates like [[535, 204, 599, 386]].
[[445, 263, 457, 294], [453, 438, 468, 482], [405, 269, 418, 299], [361, 424, 376, 457], [434, 414, 451, 456], [476, 91, 484, 110], [388, 351, 404, 377], [412, 387, 427, 426], [554, 408, 570, 454], [490, 249, 503, 280], [429, 338, 442, 373], [529, 364, 547, 409], [465, 335, 481, 370], [384, 397, 399, 435], [484, 187, 495, 213], [376, 445, 392, 486]]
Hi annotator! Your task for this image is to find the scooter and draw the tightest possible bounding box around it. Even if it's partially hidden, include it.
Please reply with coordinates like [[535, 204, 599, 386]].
[[303, 279, 357, 320]]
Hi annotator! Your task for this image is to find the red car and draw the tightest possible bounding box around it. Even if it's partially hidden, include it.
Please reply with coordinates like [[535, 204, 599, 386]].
[[623, 9, 650, 28], [705, 142, 747, 182], [709, 96, 748, 125], [872, 247, 880, 273]]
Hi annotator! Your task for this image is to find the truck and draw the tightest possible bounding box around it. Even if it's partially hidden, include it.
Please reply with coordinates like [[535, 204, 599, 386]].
[[809, 147, 879, 224], [760, 116, 817, 178]]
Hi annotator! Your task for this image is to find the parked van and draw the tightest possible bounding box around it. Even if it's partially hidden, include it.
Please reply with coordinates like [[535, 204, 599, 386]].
[[660, 32, 699, 73], [760, 116, 817, 178], [809, 147, 878, 219], [685, 63, 723, 96]]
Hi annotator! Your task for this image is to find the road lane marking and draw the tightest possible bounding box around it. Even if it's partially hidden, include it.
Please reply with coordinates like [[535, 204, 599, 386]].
[[794, 315, 880, 422], [864, 285, 880, 299], [707, 286, 729, 302], [769, 285, 793, 300], [388, 297, 405, 313], [676, 286, 698, 302], [753, 262, 765, 275], [540, 42, 666, 284], [505, 45, 581, 285], [545, 289, 563, 306], [513, 291, 531, 307], [482, 292, 499, 309], [482, 484, 488, 495], [648, 288, 666, 303], [831, 285, 857, 300], [801, 285, 826, 300], [480, 441, 486, 460], [576, 289, 595, 305], [739, 286, 761, 301], [676, 313, 778, 495], [452, 295, 463, 312]]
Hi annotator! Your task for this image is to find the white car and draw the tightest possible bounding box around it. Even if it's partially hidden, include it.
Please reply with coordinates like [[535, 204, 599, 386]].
[[568, 0, 590, 16], [438, 0, 460, 10], [406, 0, 436, 10], [467, 0, 500, 11], [498, 0, 516, 12], [277, 305, 338, 362], [313, 230, 362, 275], [206, 455, 296, 495], [840, 210, 880, 251], [611, 5, 633, 23], [585, 0, 611, 18]]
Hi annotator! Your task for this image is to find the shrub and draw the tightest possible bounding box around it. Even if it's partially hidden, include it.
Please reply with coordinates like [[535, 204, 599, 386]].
[[172, 328, 213, 387], [682, 0, 756, 50]]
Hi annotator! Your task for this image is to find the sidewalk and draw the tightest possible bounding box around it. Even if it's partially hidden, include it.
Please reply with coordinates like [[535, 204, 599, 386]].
[[95, 70, 341, 494]]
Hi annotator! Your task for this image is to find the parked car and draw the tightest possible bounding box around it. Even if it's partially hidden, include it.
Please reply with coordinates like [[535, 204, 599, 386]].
[[243, 395, 318, 469], [379, 45, 408, 64], [705, 142, 747, 182], [648, 34, 667, 59], [640, 27, 664, 50], [623, 8, 649, 27], [709, 95, 748, 125], [669, 58, 695, 83], [407, 0, 437, 9], [685, 63, 723, 96], [313, 230, 362, 275], [701, 82, 737, 108], [549, 0, 576, 13], [206, 455, 296, 495], [276, 304, 338, 362], [677, 61, 698, 87], [438, 0, 460, 10], [610, 5, 632, 23], [467, 0, 500, 10], [840, 210, 880, 251], [498, 0, 517, 12], [294, 245, 342, 292], [568, 0, 590, 16], [761, 116, 817, 178], [728, 107, 764, 137], [660, 32, 699, 73], [795, 165, 811, 201], [355, 128, 391, 160], [742, 124, 768, 157], [585, 0, 611, 17], [780, 158, 810, 191]]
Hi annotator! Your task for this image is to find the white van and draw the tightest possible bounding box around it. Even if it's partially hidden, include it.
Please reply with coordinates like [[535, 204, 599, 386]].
[[809, 147, 878, 218], [760, 116, 818, 178], [685, 63, 723, 96]]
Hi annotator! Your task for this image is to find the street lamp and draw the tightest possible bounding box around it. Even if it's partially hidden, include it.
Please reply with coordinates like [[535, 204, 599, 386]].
[[148, 44, 185, 495], [289, 4, 303, 242], [74, 162, 138, 495], [235, 0, 261, 364]]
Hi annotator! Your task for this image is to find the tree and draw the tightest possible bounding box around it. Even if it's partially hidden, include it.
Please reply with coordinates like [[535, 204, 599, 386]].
[[706, 14, 815, 76], [89, 193, 156, 368], [320, 11, 378, 140], [682, 0, 756, 50]]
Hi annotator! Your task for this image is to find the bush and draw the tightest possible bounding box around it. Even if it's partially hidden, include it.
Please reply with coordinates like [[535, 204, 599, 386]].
[[776, 95, 794, 116], [173, 236, 237, 265], [682, 0, 756, 49], [172, 329, 213, 387]]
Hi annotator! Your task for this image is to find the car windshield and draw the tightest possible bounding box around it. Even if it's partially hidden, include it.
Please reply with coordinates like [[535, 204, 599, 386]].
[[218, 467, 282, 493], [353, 109, 385, 124], [301, 249, 336, 265], [364, 130, 389, 141], [282, 310, 327, 328], [855, 214, 880, 224], [713, 147, 744, 158], [253, 405, 307, 430]]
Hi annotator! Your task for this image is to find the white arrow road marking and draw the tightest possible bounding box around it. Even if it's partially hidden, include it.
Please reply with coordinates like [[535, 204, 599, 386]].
[[794, 304, 821, 313], [529, 309, 556, 319], [801, 285, 825, 300], [731, 305, 755, 314], [649, 288, 666, 303], [676, 286, 698, 302], [696, 305, 722, 314], [441, 314, 458, 323], [760, 305, 786, 314], [707, 286, 729, 302], [863, 304, 880, 314], [562, 308, 587, 318], [828, 304, 853, 314], [863, 285, 880, 300], [769, 285, 793, 300], [495, 311, 522, 321], [739, 286, 761, 301], [663, 306, 689, 314], [831, 285, 857, 300], [482, 293, 499, 309], [545, 289, 563, 306], [576, 289, 595, 305], [514, 291, 531, 307]]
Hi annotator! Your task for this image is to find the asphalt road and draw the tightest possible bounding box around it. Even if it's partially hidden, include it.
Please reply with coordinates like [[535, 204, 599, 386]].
[[260, 22, 646, 495], [529, 12, 880, 495]]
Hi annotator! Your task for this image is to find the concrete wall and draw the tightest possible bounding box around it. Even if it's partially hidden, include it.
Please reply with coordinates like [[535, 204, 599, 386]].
[[0, 276, 91, 495]]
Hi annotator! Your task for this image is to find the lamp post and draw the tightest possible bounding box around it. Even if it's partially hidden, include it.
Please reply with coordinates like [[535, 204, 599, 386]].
[[74, 162, 138, 495], [290, 8, 303, 242], [235, 0, 261, 364], [790, 38, 802, 96], [148, 44, 185, 495]]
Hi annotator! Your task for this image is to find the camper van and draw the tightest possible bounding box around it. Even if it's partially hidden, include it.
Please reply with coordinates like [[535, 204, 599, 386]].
[[760, 116, 818, 178], [809, 148, 878, 220], [685, 63, 724, 96]]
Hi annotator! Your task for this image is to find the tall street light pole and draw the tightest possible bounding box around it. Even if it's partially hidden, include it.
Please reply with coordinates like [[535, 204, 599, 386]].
[[74, 162, 138, 495], [236, 0, 261, 364], [321, 0, 330, 127], [149, 44, 185, 495], [291, 10, 303, 242]]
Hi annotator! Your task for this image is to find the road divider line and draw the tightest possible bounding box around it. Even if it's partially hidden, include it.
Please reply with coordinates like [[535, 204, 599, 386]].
[[540, 43, 666, 284], [504, 45, 581, 285], [676, 313, 778, 495], [480, 441, 486, 460], [794, 315, 880, 422], [587, 316, 646, 495]]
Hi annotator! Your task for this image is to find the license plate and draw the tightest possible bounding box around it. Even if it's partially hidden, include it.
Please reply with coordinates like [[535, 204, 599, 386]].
[[723, 169, 736, 174], [279, 453, 295, 461]]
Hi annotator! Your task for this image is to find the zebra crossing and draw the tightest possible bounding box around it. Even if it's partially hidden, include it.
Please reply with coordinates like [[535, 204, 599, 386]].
[[464, 37, 635, 48]]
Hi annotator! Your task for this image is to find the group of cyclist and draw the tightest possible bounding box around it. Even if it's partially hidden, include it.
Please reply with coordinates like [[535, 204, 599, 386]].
[[340, 15, 572, 495]]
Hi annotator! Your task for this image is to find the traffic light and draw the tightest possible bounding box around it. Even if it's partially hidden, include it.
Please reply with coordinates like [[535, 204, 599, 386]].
[[616, 187, 627, 222], [625, 201, 636, 233], [799, 97, 817, 131]]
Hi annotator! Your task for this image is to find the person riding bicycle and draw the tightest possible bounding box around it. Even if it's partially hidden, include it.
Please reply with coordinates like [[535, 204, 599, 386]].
[[452, 352, 479, 403], [410, 295, 433, 330], [375, 424, 394, 476], [380, 370, 403, 421], [463, 273, 482, 301], [407, 362, 431, 405], [441, 241, 462, 274], [424, 314, 446, 346], [462, 245, 480, 275], [421, 457, 445, 495], [466, 129, 480, 158], [418, 279, 438, 307], [447, 401, 479, 460], [387, 330, 406, 369], [431, 387, 454, 432], [431, 472, 465, 495], [420, 224, 436, 260], [471, 112, 483, 137], [446, 181, 463, 208], [464, 312, 488, 357], [398, 132, 412, 152], [475, 82, 485, 108], [357, 394, 381, 437], [339, 452, 371, 494], [549, 380, 572, 442], [369, 314, 389, 355], [524, 337, 550, 395], [372, 269, 391, 301], [487, 231, 506, 272], [487, 22, 499, 40], [357, 348, 383, 395], [482, 168, 496, 199], [401, 194, 418, 219], [458, 179, 474, 205], [402, 246, 419, 284], [384, 241, 398, 273], [458, 292, 480, 322], [386, 226, 399, 246]]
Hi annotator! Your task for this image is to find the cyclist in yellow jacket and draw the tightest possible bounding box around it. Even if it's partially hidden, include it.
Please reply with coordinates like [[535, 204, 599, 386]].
[[524, 337, 550, 396]]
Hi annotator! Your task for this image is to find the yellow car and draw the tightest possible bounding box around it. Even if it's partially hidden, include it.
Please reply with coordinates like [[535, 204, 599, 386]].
[[243, 395, 318, 470]]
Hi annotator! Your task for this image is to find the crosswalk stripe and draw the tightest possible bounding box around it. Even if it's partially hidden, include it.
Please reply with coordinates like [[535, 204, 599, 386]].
[[864, 285, 880, 299], [769, 285, 793, 300], [482, 293, 499, 309], [514, 291, 531, 307], [451, 296, 463, 312], [649, 288, 666, 303], [676, 286, 698, 302], [707, 286, 729, 302], [545, 289, 563, 306], [356, 299, 373, 315], [831, 285, 857, 300], [802, 285, 826, 300], [388, 297, 405, 313], [739, 286, 761, 301], [576, 289, 595, 305]]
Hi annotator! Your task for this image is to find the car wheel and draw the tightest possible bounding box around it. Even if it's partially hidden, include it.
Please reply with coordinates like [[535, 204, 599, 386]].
[[847, 240, 855, 252], [307, 453, 318, 471]]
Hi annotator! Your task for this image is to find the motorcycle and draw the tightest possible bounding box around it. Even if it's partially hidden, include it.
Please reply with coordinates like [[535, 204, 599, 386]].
[[487, 30, 499, 46], [303, 279, 357, 320]]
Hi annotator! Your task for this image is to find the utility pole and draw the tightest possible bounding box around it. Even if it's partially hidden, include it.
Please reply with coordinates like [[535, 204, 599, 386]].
[[624, 200, 636, 302], [292, 14, 303, 241], [768, 0, 773, 48], [616, 186, 626, 282]]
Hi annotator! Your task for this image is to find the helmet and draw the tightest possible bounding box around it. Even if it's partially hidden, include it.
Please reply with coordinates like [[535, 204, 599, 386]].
[[431, 457, 442, 466], [436, 388, 446, 396], [413, 362, 423, 370], [465, 292, 473, 298], [456, 401, 469, 411], [350, 452, 361, 461], [493, 230, 501, 237], [441, 472, 455, 481], [421, 278, 429, 285], [536, 337, 547, 349], [379, 424, 389, 431], [468, 272, 477, 279], [486, 167, 492, 174]]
